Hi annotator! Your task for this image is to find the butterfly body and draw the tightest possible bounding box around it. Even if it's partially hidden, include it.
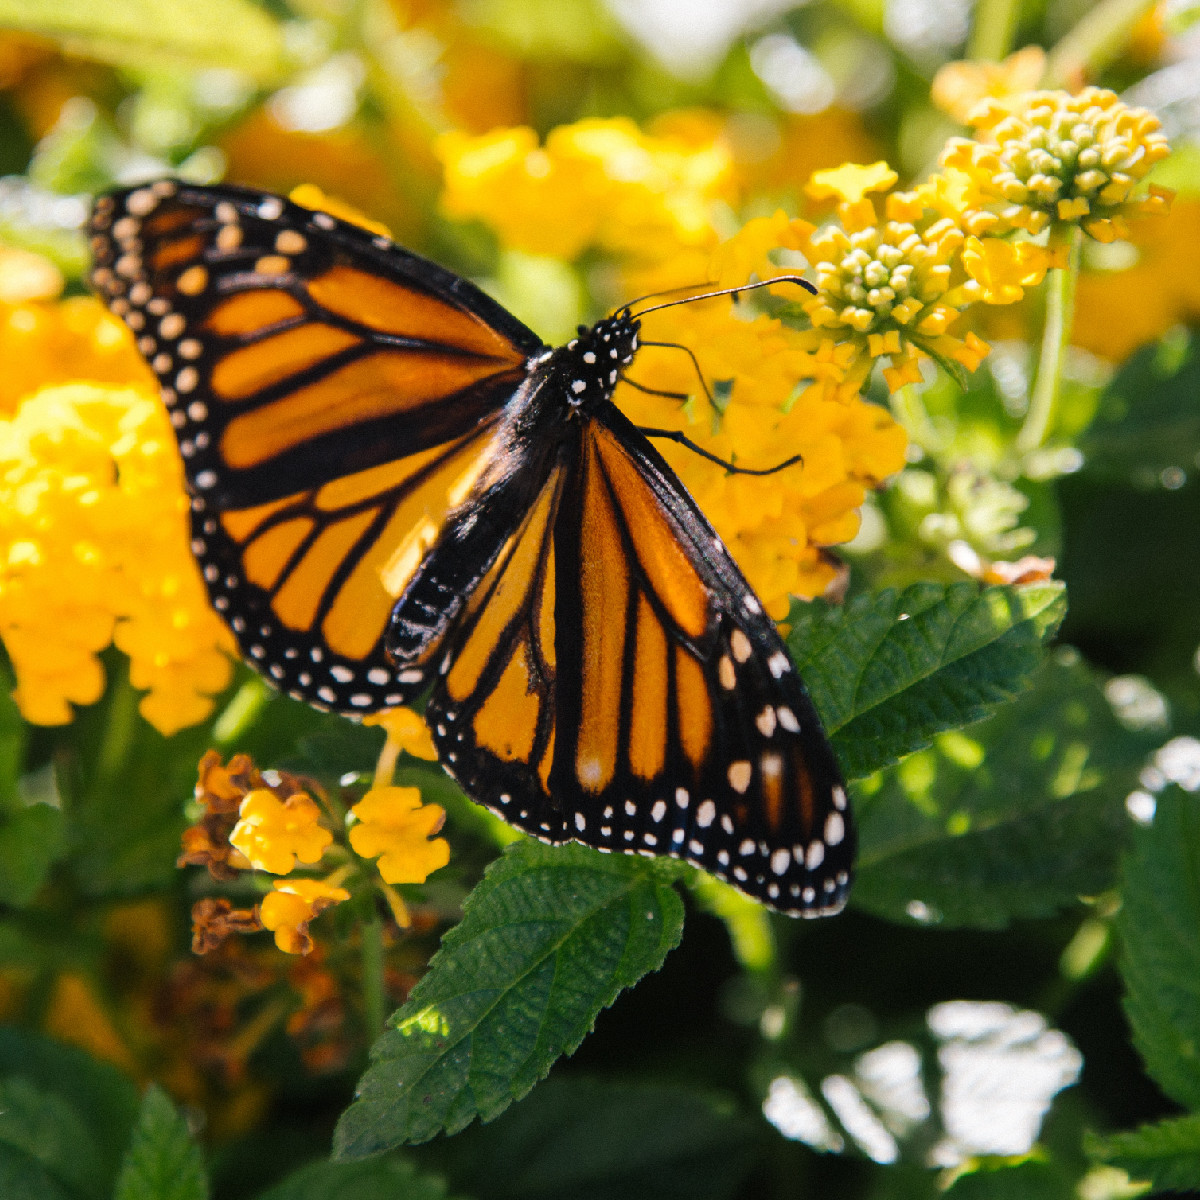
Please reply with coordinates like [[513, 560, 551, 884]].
[[88, 180, 854, 916]]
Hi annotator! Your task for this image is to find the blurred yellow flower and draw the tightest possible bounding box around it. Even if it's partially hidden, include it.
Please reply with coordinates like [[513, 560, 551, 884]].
[[0, 383, 234, 730], [260, 879, 350, 956], [1073, 197, 1200, 360], [0, 271, 152, 415], [961, 236, 1055, 304], [364, 706, 437, 761], [230, 789, 333, 876], [807, 161, 897, 205], [43, 971, 138, 1075], [941, 87, 1171, 243], [290, 184, 392, 238], [437, 117, 733, 261], [349, 786, 450, 885], [932, 46, 1046, 123]]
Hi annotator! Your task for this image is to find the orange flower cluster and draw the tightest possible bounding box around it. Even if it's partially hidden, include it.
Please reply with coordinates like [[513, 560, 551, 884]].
[[183, 719, 450, 956]]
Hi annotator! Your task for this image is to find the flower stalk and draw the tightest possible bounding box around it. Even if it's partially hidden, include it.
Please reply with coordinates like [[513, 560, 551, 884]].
[[1018, 225, 1082, 456]]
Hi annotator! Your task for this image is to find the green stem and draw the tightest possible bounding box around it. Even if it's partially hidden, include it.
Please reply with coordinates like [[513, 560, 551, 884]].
[[97, 666, 138, 782], [1045, 0, 1157, 87], [1017, 226, 1081, 457], [967, 0, 1021, 61], [362, 916, 386, 1038], [212, 677, 271, 747], [890, 382, 941, 455]]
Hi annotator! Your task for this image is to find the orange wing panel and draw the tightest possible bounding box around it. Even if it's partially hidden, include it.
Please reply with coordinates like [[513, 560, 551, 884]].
[[593, 426, 711, 641], [628, 593, 668, 781], [271, 509, 377, 633], [575, 438, 629, 794], [243, 516, 314, 592], [472, 646, 540, 763], [205, 290, 306, 335], [446, 474, 557, 702], [220, 351, 516, 469], [675, 644, 712, 773], [308, 265, 527, 363], [211, 323, 362, 401]]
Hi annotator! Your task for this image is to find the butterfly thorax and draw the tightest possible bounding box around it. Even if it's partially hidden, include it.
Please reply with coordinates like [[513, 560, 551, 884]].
[[542, 310, 640, 414]]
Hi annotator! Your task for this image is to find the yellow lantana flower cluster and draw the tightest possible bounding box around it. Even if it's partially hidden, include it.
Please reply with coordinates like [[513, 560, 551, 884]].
[[260, 880, 352, 957], [348, 786, 450, 886], [182, 715, 450, 956], [0, 381, 235, 731], [942, 86, 1171, 244], [794, 162, 989, 394]]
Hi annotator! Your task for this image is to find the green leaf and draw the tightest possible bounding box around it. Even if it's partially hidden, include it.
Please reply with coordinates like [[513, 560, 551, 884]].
[[0, 1144, 73, 1200], [1087, 1113, 1200, 1193], [114, 1085, 208, 1200], [0, 1076, 106, 1199], [0, 0, 287, 81], [335, 841, 684, 1154], [852, 653, 1149, 927], [1117, 789, 1200, 1110], [1081, 328, 1200, 486], [0, 1028, 139, 1189], [0, 803, 64, 906], [943, 1159, 1075, 1200], [444, 1077, 756, 1200], [255, 1155, 454, 1200], [788, 582, 1066, 780]]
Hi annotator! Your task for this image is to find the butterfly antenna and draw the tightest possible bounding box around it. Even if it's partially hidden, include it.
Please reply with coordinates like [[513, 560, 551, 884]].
[[618, 281, 716, 313], [634, 339, 717, 409], [628, 274, 816, 320]]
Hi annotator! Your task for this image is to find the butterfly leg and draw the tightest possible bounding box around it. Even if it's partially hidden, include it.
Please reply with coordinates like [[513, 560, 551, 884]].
[[636, 428, 804, 477]]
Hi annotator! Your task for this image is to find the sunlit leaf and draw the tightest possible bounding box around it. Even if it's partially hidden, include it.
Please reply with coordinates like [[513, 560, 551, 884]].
[[334, 842, 684, 1154], [1087, 1112, 1200, 1193], [851, 653, 1149, 927], [789, 582, 1066, 781], [943, 1158, 1075, 1199]]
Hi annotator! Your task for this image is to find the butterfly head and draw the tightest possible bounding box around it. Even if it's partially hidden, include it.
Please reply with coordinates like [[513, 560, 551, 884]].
[[557, 308, 641, 409]]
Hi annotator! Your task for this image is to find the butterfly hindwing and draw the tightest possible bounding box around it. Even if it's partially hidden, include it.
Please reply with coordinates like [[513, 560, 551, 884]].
[[88, 181, 545, 713], [421, 399, 853, 915]]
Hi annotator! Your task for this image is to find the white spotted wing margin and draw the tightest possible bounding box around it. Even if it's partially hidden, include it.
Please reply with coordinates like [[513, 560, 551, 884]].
[[333, 839, 684, 1154], [416, 399, 854, 918]]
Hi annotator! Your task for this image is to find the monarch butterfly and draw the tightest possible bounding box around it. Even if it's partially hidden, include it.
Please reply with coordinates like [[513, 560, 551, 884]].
[[87, 180, 853, 916]]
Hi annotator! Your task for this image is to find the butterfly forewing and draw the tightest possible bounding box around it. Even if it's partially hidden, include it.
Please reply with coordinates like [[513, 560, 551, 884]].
[[88, 181, 544, 712]]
